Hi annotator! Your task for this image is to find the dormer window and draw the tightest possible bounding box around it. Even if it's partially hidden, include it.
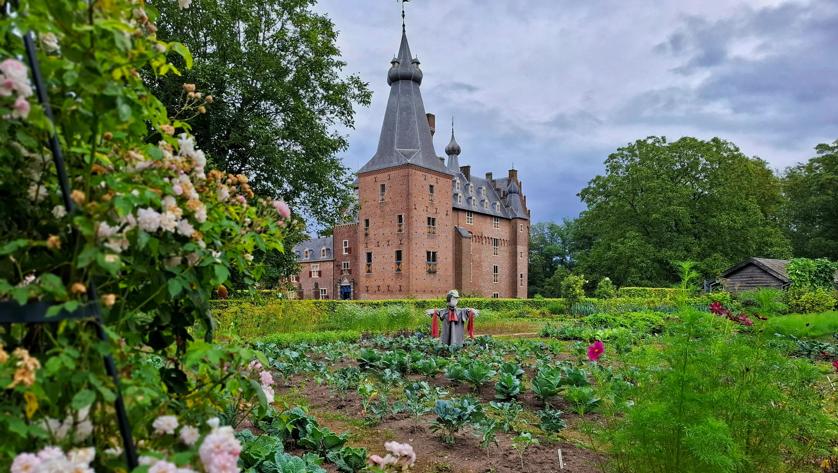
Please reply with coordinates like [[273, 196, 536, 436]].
[[455, 180, 461, 191], [468, 184, 474, 195], [457, 193, 463, 205], [494, 202, 500, 212], [321, 247, 327, 258], [304, 249, 310, 259], [482, 200, 489, 209], [481, 187, 486, 198]]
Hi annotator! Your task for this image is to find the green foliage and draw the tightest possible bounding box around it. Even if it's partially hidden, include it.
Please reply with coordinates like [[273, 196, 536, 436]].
[[783, 141, 838, 260], [443, 362, 467, 385], [527, 220, 577, 297], [462, 360, 496, 392], [563, 386, 600, 415], [606, 309, 831, 473], [787, 258, 837, 290], [674, 260, 701, 294], [594, 277, 617, 299], [785, 287, 836, 313], [561, 274, 587, 308], [538, 407, 567, 433], [575, 136, 791, 287], [494, 373, 522, 400], [327, 447, 368, 473], [531, 367, 562, 405], [431, 398, 483, 445], [736, 288, 786, 316], [488, 401, 523, 433], [298, 423, 349, 457], [764, 312, 838, 338]]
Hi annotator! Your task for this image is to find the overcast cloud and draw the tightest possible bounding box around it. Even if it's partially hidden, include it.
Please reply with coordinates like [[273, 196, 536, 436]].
[[314, 0, 838, 223]]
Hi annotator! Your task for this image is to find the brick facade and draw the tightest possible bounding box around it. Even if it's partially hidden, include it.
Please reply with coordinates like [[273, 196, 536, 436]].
[[291, 28, 529, 299]]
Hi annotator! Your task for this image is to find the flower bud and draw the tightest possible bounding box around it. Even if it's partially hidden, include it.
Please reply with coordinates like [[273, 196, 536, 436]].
[[70, 190, 86, 205], [46, 235, 61, 251], [101, 293, 117, 308], [70, 282, 87, 295], [183, 83, 196, 93]]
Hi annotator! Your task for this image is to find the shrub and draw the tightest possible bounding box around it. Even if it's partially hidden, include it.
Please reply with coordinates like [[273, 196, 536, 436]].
[[561, 274, 587, 308], [606, 309, 830, 473], [764, 312, 838, 339], [785, 287, 836, 313], [595, 277, 617, 299], [787, 257, 837, 290], [736, 288, 786, 316]]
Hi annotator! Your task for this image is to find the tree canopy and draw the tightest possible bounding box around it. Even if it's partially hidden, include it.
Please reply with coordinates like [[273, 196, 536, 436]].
[[147, 0, 370, 225], [527, 220, 576, 297], [783, 140, 838, 260], [572, 136, 791, 287]]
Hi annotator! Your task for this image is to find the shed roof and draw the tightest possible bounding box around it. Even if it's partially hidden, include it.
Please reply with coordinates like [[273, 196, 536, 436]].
[[721, 257, 790, 283]]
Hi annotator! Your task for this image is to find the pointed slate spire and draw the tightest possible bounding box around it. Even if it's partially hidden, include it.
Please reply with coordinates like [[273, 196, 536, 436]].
[[358, 30, 449, 175], [445, 119, 461, 172]]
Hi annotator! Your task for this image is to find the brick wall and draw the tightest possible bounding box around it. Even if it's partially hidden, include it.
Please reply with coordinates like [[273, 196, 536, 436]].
[[332, 223, 358, 299], [297, 259, 335, 300], [453, 209, 521, 298]]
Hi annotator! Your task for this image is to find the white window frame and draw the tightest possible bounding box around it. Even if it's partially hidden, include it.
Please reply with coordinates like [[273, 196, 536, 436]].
[[342, 260, 350, 271], [319, 288, 328, 299], [520, 223, 524, 232], [466, 211, 473, 225], [311, 263, 320, 278], [457, 193, 463, 204], [493, 216, 500, 229], [304, 249, 310, 259], [520, 273, 524, 286], [455, 180, 461, 191], [342, 240, 349, 254], [493, 265, 499, 283], [321, 247, 327, 258], [379, 183, 386, 202], [492, 292, 499, 299], [493, 238, 499, 255]]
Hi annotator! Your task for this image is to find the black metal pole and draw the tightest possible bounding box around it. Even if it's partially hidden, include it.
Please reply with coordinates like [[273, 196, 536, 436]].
[[22, 32, 138, 469]]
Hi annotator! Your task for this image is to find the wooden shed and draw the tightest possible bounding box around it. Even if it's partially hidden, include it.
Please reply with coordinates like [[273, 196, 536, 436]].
[[717, 258, 790, 293]]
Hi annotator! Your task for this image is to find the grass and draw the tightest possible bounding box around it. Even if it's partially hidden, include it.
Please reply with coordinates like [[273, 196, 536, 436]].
[[763, 311, 838, 339]]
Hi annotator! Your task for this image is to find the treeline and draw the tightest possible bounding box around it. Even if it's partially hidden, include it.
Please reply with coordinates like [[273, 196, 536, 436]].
[[529, 136, 838, 296]]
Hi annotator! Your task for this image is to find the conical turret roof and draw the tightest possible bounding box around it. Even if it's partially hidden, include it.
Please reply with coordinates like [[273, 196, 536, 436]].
[[358, 30, 449, 175]]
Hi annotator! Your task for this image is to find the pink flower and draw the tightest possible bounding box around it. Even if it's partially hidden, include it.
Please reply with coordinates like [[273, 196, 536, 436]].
[[180, 425, 200, 446], [587, 340, 605, 362], [12, 96, 30, 119], [149, 461, 178, 473], [11, 453, 40, 473], [199, 426, 241, 473], [259, 370, 274, 387], [833, 360, 838, 372], [0, 58, 33, 97], [152, 415, 179, 435], [272, 200, 291, 219]]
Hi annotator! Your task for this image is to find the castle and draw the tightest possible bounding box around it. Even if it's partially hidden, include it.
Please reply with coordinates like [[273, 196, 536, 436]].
[[291, 27, 530, 300]]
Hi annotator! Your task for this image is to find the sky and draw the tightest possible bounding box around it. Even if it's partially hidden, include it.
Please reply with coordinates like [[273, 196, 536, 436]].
[[313, 0, 838, 224]]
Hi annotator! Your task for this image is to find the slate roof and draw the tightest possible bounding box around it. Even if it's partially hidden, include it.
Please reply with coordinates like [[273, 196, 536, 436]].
[[293, 236, 334, 263], [358, 31, 449, 175], [721, 258, 790, 282]]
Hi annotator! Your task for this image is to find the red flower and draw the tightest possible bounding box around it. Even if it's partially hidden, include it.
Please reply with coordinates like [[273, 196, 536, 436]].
[[587, 340, 605, 362], [709, 301, 725, 315], [833, 360, 838, 372]]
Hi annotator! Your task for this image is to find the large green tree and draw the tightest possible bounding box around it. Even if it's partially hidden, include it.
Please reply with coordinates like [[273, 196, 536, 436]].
[[528, 220, 576, 297], [146, 0, 371, 282], [783, 140, 838, 260], [574, 136, 791, 287]]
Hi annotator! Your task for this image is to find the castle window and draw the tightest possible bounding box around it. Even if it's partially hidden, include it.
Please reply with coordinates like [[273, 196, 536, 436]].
[[455, 180, 461, 191], [311, 263, 320, 278], [492, 292, 499, 299], [321, 247, 328, 258], [427, 216, 436, 234], [519, 223, 524, 232], [342, 240, 349, 254], [493, 238, 499, 255], [319, 288, 328, 299], [466, 211, 473, 225], [303, 249, 310, 259], [493, 217, 500, 229], [457, 193, 463, 205], [493, 265, 499, 283], [494, 202, 500, 212], [520, 273, 524, 286], [482, 200, 489, 209], [366, 252, 372, 273], [397, 214, 404, 233], [342, 260, 350, 272], [426, 251, 438, 273], [395, 250, 402, 272], [481, 187, 486, 198], [379, 183, 386, 202], [468, 184, 474, 195], [429, 184, 435, 200], [364, 219, 370, 236]]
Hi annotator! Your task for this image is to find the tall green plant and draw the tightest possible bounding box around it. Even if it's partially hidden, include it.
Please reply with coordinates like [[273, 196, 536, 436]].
[[606, 309, 830, 473]]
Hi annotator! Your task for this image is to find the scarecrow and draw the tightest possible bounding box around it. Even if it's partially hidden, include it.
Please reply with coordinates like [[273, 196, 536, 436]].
[[425, 290, 479, 347]]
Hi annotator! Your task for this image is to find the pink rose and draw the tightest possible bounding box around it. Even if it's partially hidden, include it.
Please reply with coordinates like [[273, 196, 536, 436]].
[[272, 200, 291, 219]]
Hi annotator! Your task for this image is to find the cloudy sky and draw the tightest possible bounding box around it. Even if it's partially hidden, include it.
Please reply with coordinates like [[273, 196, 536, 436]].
[[313, 0, 838, 223]]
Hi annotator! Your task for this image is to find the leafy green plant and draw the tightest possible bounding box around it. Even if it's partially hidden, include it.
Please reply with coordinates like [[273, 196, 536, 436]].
[[606, 309, 831, 473], [498, 361, 525, 379], [298, 423, 349, 457], [511, 432, 540, 470], [414, 356, 447, 378], [595, 277, 617, 299], [563, 386, 600, 415], [444, 362, 467, 385], [561, 274, 587, 309], [531, 367, 562, 405], [357, 348, 382, 370], [474, 418, 500, 451], [327, 446, 369, 473], [404, 381, 433, 419], [463, 360, 496, 392], [674, 260, 701, 294], [737, 288, 786, 316], [431, 398, 483, 445], [488, 401, 523, 433], [538, 407, 567, 433], [785, 287, 836, 313], [494, 373, 522, 400], [559, 365, 590, 387]]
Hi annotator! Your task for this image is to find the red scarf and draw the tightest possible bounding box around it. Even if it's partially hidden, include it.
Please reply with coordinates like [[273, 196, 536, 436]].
[[431, 308, 475, 339], [431, 310, 439, 338], [467, 309, 475, 338]]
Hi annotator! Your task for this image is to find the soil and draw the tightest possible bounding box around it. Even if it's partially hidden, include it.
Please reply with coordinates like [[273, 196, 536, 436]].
[[276, 370, 605, 473]]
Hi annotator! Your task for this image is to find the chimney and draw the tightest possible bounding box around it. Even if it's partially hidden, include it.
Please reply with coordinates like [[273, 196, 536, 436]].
[[460, 165, 471, 180], [508, 169, 518, 182], [426, 113, 436, 137], [485, 172, 493, 182]]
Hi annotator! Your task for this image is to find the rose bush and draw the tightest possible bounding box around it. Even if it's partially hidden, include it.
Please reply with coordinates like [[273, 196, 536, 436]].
[[0, 0, 289, 468]]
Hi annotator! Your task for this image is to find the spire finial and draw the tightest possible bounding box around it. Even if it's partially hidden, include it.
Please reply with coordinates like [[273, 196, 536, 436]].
[[451, 115, 455, 138], [400, 0, 409, 33]]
